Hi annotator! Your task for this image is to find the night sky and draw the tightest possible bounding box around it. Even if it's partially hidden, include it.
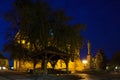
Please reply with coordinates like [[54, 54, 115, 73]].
[[0, 0, 120, 61]]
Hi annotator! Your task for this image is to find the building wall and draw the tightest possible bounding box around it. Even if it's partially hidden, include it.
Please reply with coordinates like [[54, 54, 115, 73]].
[[14, 57, 84, 73], [0, 59, 9, 70]]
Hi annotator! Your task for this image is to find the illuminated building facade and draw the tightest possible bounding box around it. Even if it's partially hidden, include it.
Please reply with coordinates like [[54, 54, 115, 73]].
[[13, 32, 84, 73], [14, 32, 104, 72]]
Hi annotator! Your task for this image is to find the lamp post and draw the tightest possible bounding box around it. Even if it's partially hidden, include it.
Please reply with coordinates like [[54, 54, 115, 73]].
[[82, 60, 87, 69]]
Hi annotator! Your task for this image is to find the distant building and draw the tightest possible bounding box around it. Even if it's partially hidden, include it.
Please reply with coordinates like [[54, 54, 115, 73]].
[[85, 40, 106, 70], [0, 54, 9, 70]]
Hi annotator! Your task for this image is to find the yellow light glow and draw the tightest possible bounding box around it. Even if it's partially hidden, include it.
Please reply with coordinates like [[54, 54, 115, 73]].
[[22, 40, 25, 44], [27, 42, 30, 46], [17, 40, 20, 43], [82, 60, 87, 64]]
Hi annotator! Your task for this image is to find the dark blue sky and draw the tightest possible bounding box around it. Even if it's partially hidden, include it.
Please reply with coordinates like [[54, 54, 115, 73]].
[[0, 0, 120, 60]]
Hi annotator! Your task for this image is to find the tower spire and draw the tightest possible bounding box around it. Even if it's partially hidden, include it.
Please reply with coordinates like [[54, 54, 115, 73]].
[[86, 40, 92, 69], [87, 40, 91, 55]]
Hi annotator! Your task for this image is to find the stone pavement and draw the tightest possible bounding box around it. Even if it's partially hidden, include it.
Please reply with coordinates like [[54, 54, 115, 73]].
[[0, 70, 83, 80], [0, 70, 120, 80], [0, 76, 9, 80], [0, 70, 31, 80]]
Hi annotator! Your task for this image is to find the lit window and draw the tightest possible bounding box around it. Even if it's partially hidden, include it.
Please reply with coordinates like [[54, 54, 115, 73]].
[[27, 42, 30, 46], [17, 40, 20, 43], [22, 40, 25, 44]]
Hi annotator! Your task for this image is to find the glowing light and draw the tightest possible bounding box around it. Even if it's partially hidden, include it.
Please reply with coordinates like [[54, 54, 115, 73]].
[[82, 60, 87, 64], [82, 60, 87, 69], [27, 42, 30, 46], [17, 40, 20, 43], [2, 67, 6, 70], [22, 40, 25, 44], [11, 67, 14, 69], [106, 66, 109, 70], [115, 66, 118, 69]]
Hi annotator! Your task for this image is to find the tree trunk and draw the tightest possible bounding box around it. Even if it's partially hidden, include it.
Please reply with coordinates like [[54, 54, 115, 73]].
[[33, 61, 36, 70], [41, 54, 47, 75]]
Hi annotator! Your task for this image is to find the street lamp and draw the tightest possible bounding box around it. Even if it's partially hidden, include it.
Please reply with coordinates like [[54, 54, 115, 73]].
[[82, 60, 87, 69]]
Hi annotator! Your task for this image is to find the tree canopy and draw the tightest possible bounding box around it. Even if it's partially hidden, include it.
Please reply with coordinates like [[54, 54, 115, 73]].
[[110, 51, 120, 66], [95, 49, 107, 70], [4, 0, 85, 64]]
